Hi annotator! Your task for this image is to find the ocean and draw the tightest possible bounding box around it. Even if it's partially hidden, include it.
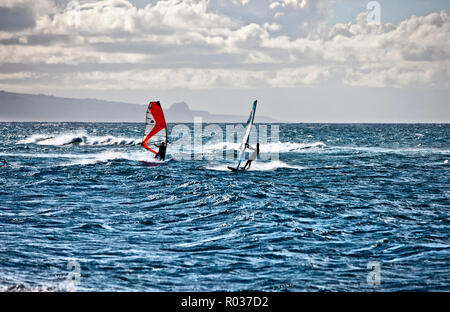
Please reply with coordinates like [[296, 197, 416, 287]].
[[0, 122, 449, 291]]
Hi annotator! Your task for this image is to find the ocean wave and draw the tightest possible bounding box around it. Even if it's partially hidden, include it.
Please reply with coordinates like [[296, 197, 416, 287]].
[[206, 160, 304, 172], [329, 146, 450, 155], [16, 130, 326, 153], [17, 131, 140, 147], [59, 151, 165, 166], [0, 284, 58, 292], [0, 281, 80, 292], [0, 151, 165, 166], [201, 141, 326, 153]]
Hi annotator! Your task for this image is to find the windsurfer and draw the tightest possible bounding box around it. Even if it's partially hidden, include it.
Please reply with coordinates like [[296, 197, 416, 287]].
[[242, 143, 259, 170], [154, 142, 167, 161]]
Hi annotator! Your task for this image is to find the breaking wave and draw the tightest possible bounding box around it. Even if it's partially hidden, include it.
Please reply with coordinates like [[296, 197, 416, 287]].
[[206, 160, 304, 172], [16, 131, 326, 154], [201, 141, 326, 153], [17, 131, 140, 147], [0, 151, 168, 167], [58, 151, 167, 166]]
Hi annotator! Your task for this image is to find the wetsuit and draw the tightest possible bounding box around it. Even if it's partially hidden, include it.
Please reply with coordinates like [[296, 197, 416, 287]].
[[154, 142, 167, 161]]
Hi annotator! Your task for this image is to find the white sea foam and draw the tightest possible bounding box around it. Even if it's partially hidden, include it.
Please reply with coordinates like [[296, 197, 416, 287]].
[[1, 150, 164, 166], [16, 130, 327, 154], [17, 131, 140, 146], [206, 160, 304, 172], [201, 141, 326, 153], [332, 146, 450, 155], [60, 150, 163, 166]]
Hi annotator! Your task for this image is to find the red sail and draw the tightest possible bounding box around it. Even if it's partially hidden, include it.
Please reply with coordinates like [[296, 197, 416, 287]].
[[142, 101, 167, 154]]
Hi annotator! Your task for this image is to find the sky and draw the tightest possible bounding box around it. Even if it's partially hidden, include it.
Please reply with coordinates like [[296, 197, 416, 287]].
[[0, 0, 449, 122]]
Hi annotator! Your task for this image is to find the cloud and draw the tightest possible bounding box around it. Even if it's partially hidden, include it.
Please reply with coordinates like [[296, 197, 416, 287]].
[[0, 6, 35, 31], [0, 0, 448, 92]]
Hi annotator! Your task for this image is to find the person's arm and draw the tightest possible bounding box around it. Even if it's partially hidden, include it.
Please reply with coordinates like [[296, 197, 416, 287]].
[[245, 143, 256, 151]]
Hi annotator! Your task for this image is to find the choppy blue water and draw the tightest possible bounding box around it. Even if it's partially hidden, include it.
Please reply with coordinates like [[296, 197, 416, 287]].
[[0, 122, 449, 291]]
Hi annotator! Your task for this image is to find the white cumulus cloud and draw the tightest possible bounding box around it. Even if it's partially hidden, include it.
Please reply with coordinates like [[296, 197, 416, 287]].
[[0, 0, 448, 91]]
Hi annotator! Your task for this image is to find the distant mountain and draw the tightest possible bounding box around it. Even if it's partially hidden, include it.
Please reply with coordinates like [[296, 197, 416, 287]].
[[0, 90, 278, 123], [0, 90, 144, 122]]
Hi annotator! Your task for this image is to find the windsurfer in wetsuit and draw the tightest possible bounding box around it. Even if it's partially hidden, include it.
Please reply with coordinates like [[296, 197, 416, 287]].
[[154, 142, 167, 161], [242, 143, 259, 170]]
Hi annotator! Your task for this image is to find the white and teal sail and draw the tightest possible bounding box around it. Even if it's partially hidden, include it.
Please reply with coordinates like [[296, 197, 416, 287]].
[[237, 100, 257, 169]]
